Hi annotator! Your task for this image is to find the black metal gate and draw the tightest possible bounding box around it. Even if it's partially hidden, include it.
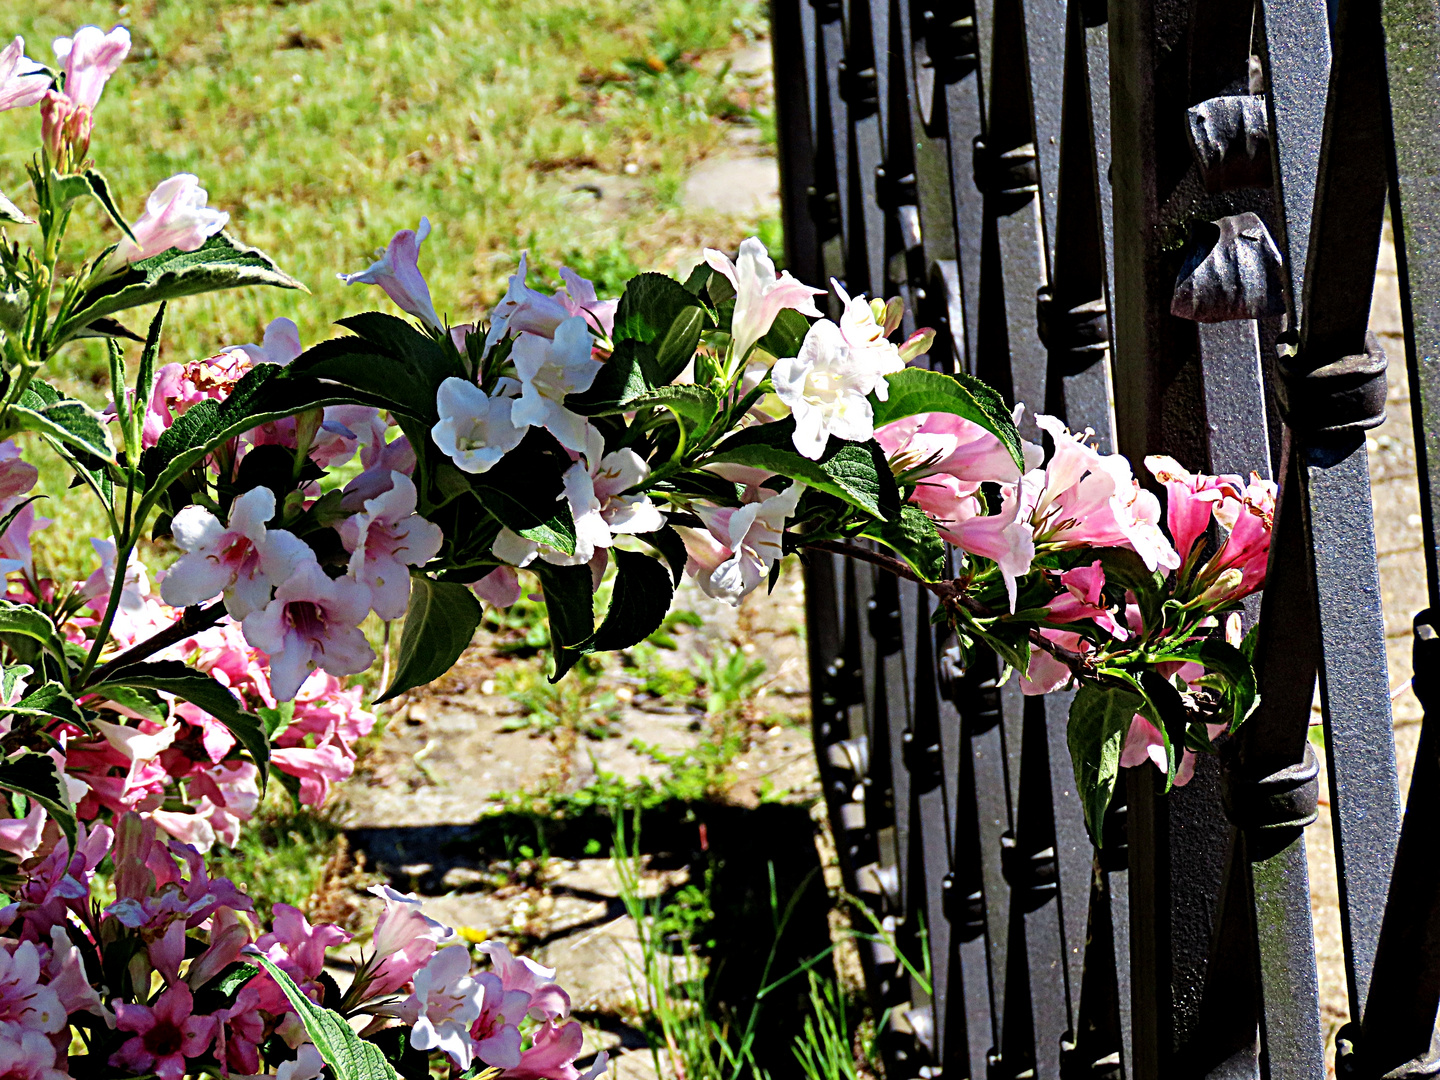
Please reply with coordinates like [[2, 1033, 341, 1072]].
[[772, 0, 1440, 1072]]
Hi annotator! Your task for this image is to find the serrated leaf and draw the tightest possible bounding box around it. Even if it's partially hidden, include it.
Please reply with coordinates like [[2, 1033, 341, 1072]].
[[1067, 684, 1144, 842], [592, 550, 673, 652], [871, 368, 1024, 473], [251, 956, 402, 1080], [12, 380, 117, 464], [1156, 637, 1260, 732], [0, 191, 32, 225], [0, 602, 67, 669], [636, 525, 687, 585], [531, 562, 595, 681], [565, 339, 657, 415], [85, 683, 167, 724], [376, 577, 482, 703], [89, 662, 269, 786], [708, 425, 898, 519], [55, 232, 304, 345], [862, 505, 947, 580], [0, 752, 75, 848], [9, 681, 89, 730]]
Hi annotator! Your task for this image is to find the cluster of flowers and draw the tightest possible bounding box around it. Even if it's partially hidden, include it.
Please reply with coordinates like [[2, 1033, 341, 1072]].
[[0, 811, 601, 1080]]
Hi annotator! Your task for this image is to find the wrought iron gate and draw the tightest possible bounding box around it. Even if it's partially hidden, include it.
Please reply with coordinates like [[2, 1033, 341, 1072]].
[[772, 0, 1440, 1073]]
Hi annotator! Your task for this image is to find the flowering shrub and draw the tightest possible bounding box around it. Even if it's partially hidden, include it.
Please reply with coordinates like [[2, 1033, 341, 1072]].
[[0, 17, 1273, 1077]]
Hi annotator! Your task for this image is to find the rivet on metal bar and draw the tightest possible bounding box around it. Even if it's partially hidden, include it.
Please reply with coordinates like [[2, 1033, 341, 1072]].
[[971, 136, 1040, 204], [1277, 331, 1390, 436], [837, 58, 879, 117], [1036, 286, 1109, 372], [919, 9, 978, 79], [1220, 743, 1321, 832], [867, 596, 904, 654], [901, 728, 942, 783], [941, 872, 987, 939], [806, 184, 841, 239], [875, 166, 919, 212], [999, 832, 1059, 906], [1171, 212, 1287, 322], [1186, 95, 1273, 191]]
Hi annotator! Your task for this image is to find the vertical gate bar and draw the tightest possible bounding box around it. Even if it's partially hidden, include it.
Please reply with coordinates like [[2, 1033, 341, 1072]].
[[774, 0, 821, 289], [818, 0, 854, 287], [843, 0, 888, 293], [943, 0, 988, 373]]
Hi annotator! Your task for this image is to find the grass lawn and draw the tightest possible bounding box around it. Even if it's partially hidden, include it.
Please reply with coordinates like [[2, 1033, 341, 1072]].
[[0, 0, 774, 578]]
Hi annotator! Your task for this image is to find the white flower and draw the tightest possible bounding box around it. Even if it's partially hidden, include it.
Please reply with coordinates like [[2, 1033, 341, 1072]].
[[337, 471, 445, 620], [832, 279, 904, 374], [672, 484, 805, 604], [772, 319, 889, 459], [241, 561, 375, 701], [160, 486, 314, 620], [703, 237, 825, 364], [431, 376, 525, 474], [276, 1044, 326, 1080], [401, 946, 485, 1070], [510, 317, 602, 453]]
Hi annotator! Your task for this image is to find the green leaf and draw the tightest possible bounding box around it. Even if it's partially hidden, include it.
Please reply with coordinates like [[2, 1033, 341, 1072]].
[[55, 232, 304, 345], [133, 304, 167, 441], [862, 505, 947, 580], [1158, 638, 1260, 733], [467, 429, 576, 555], [11, 380, 117, 465], [708, 426, 899, 519], [90, 662, 270, 786], [532, 562, 595, 681], [0, 602, 68, 669], [0, 752, 75, 848], [85, 683, 167, 724], [9, 681, 89, 730], [81, 169, 137, 242], [376, 577, 483, 703], [870, 368, 1024, 473], [755, 307, 812, 359], [615, 272, 708, 357], [286, 336, 442, 421], [1067, 684, 1144, 842], [1097, 547, 1166, 637], [0, 191, 31, 225], [565, 339, 657, 415], [251, 956, 402, 1080], [629, 385, 719, 433], [636, 525, 687, 585], [592, 550, 673, 652], [1136, 669, 1190, 790]]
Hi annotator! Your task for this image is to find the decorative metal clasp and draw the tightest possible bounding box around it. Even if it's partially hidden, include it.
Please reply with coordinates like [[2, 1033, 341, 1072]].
[[1171, 212, 1287, 322]]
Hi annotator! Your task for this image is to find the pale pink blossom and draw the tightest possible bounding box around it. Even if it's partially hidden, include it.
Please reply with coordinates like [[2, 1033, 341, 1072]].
[[1043, 561, 1127, 638], [1018, 629, 1088, 696], [772, 319, 888, 459], [673, 483, 804, 605], [831, 280, 905, 374], [401, 945, 484, 1069], [505, 1019, 608, 1080], [366, 885, 455, 998], [0, 1029, 68, 1080], [178, 760, 261, 848], [1198, 472, 1276, 602], [241, 561, 374, 701], [111, 982, 215, 1080], [142, 349, 252, 447], [909, 474, 1035, 610], [0, 807, 43, 863], [0, 442, 44, 577], [52, 25, 130, 110], [431, 376, 525, 474], [471, 565, 521, 607], [342, 435, 417, 508], [486, 254, 617, 349], [586, 428, 665, 537], [43, 924, 110, 1025], [187, 906, 251, 991], [108, 174, 229, 268], [0, 942, 64, 1041], [510, 317, 603, 453], [253, 903, 352, 1014], [338, 217, 444, 331], [1120, 716, 1197, 786], [276, 1043, 326, 1080], [0, 39, 48, 114], [270, 742, 353, 805], [232, 316, 303, 367], [161, 486, 314, 620], [214, 984, 265, 1075], [480, 942, 570, 1020], [338, 471, 443, 619], [704, 237, 825, 363], [876, 411, 1028, 485]]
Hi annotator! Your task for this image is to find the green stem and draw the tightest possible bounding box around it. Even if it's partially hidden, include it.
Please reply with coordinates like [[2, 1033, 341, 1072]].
[[77, 481, 137, 687]]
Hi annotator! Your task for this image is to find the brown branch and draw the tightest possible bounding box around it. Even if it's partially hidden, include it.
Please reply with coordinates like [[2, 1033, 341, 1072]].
[[82, 600, 228, 689], [803, 539, 923, 584]]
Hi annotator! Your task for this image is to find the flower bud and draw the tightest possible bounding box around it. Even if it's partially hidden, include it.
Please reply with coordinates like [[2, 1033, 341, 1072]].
[[897, 327, 935, 363], [1199, 567, 1244, 605], [882, 296, 905, 336]]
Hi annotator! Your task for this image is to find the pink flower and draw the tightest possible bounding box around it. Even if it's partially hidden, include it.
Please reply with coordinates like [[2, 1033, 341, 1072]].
[[241, 561, 374, 701], [108, 174, 229, 269], [253, 904, 352, 1014], [142, 349, 252, 447], [270, 743, 353, 806], [338, 217, 444, 332], [876, 411, 1029, 485], [910, 474, 1034, 610], [0, 807, 44, 862], [187, 906, 252, 991], [0, 942, 64, 1041], [52, 25, 130, 110], [232, 316, 303, 367], [0, 39, 48, 113], [1143, 455, 1244, 564], [480, 942, 570, 1021], [366, 885, 454, 998], [1023, 415, 1179, 573], [338, 472, 444, 619], [111, 983, 216, 1080], [1043, 561, 1127, 638], [1202, 473, 1276, 602], [703, 237, 825, 363], [485, 254, 617, 349], [161, 486, 314, 620], [215, 985, 265, 1076], [471, 565, 521, 607], [44, 925, 110, 1025], [1018, 629, 1087, 696], [0, 1029, 68, 1080], [401, 946, 484, 1069], [673, 483, 804, 605], [1120, 716, 1198, 787], [0, 442, 44, 576], [505, 1019, 608, 1080]]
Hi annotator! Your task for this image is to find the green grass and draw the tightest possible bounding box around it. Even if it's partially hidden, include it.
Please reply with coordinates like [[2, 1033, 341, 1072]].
[[0, 0, 773, 581], [206, 791, 347, 924]]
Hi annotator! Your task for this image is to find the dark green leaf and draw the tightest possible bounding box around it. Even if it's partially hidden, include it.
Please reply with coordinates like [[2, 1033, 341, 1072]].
[[708, 429, 899, 520], [565, 339, 657, 415], [377, 577, 483, 703], [251, 956, 402, 1080], [870, 368, 1024, 473], [467, 429, 576, 555], [90, 662, 269, 786], [1067, 684, 1144, 842], [0, 602, 67, 668], [615, 273, 707, 350], [13, 380, 116, 464], [531, 562, 595, 682], [86, 683, 167, 724], [755, 307, 812, 359], [133, 304, 167, 439], [335, 312, 464, 388], [81, 169, 137, 242], [0, 752, 74, 848], [70, 316, 143, 342], [1137, 670, 1190, 790], [1158, 638, 1260, 733], [56, 232, 304, 345], [592, 550, 673, 652], [636, 525, 687, 585], [10, 682, 89, 729], [286, 335, 441, 421], [862, 505, 947, 580], [1097, 547, 1166, 637], [369, 1026, 433, 1080]]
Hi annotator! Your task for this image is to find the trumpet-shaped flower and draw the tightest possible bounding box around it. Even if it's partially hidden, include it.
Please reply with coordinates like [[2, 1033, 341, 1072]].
[[241, 561, 375, 701], [401, 946, 485, 1069], [161, 486, 313, 620], [0, 806, 44, 862], [909, 474, 1035, 610], [431, 376, 526, 474], [108, 174, 229, 268], [832, 280, 905, 374], [1143, 455, 1243, 564], [232, 316, 303, 367], [0, 942, 65, 1042], [338, 471, 444, 620], [52, 25, 129, 110], [0, 1029, 68, 1080], [703, 237, 825, 362], [876, 411, 1030, 485], [367, 885, 456, 998], [772, 319, 889, 460], [485, 254, 617, 349], [338, 217, 444, 331], [111, 983, 215, 1080], [0, 39, 48, 113], [0, 442, 43, 576], [673, 484, 804, 605], [480, 942, 571, 1021], [510, 317, 602, 453]]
